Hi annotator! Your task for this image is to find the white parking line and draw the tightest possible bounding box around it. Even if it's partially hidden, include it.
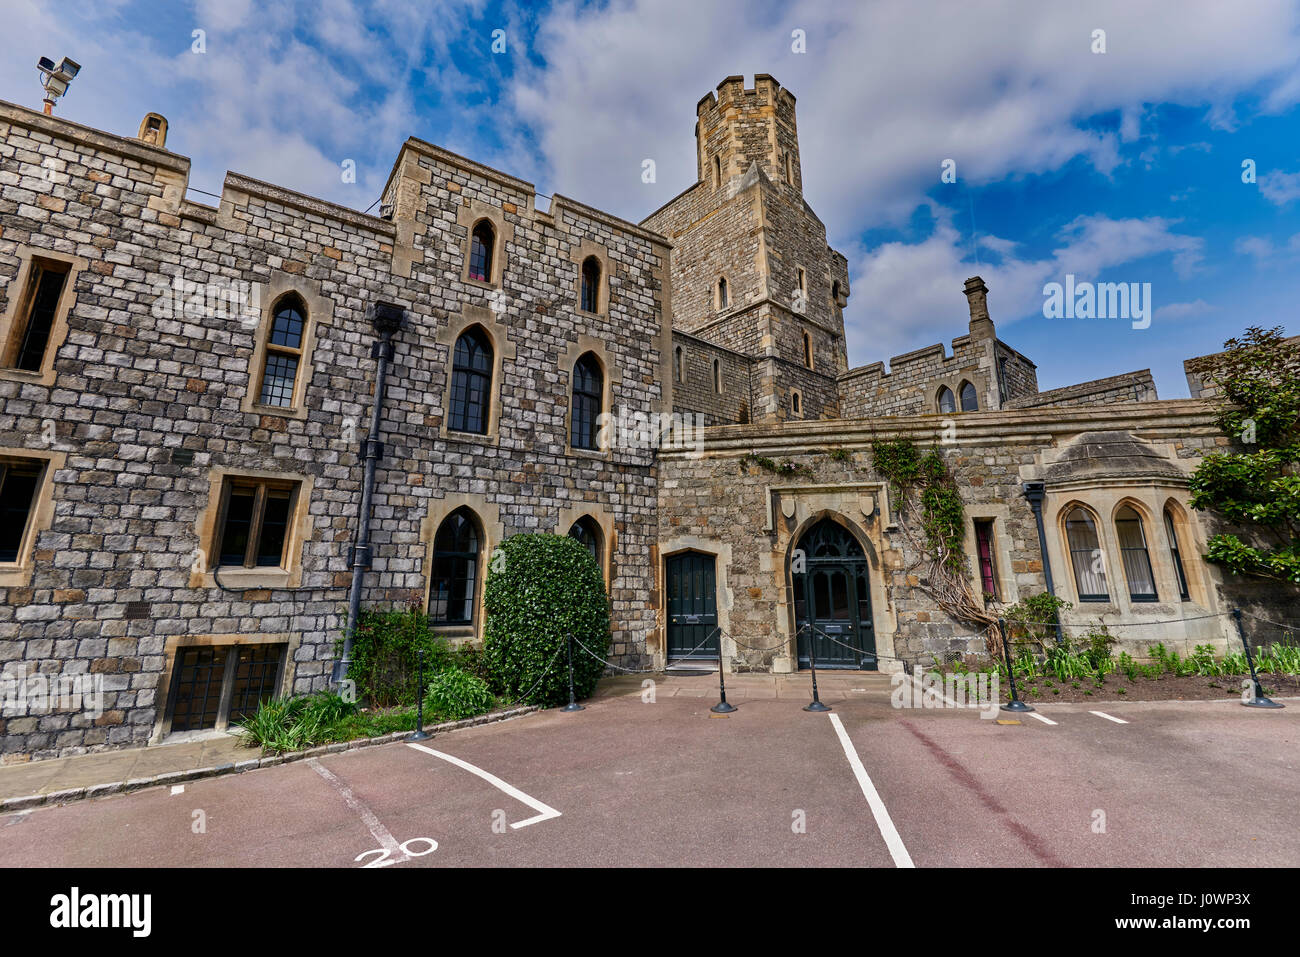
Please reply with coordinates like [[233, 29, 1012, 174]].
[[406, 742, 562, 829], [1026, 711, 1057, 725], [827, 713, 915, 868], [309, 758, 410, 863], [1090, 710, 1129, 724]]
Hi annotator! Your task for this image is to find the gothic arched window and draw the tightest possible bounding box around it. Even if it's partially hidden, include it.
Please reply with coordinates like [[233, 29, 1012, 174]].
[[449, 327, 493, 434], [937, 386, 956, 414], [571, 352, 603, 450], [1116, 505, 1157, 602], [258, 295, 307, 407], [568, 516, 603, 567], [469, 220, 494, 282], [580, 256, 601, 313], [1065, 506, 1109, 602], [430, 508, 481, 624], [959, 381, 979, 412]]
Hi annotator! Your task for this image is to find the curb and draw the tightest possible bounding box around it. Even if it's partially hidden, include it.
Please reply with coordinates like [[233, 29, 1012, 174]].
[[0, 705, 539, 815]]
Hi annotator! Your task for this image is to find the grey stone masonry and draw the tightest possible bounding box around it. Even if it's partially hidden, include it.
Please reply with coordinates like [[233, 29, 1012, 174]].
[[0, 99, 669, 761]]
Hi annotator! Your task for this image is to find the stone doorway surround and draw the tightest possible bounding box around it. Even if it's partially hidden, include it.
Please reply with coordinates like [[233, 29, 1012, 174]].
[[765, 482, 902, 674]]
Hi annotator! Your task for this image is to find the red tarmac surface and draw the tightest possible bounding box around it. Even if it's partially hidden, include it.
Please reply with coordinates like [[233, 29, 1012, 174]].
[[1, 680, 1296, 868]]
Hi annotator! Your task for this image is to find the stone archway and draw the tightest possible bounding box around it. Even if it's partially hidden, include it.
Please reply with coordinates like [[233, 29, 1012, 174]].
[[790, 517, 877, 669]]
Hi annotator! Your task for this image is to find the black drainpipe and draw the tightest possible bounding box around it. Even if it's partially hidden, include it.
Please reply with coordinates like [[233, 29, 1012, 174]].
[[333, 301, 406, 685], [1021, 481, 1063, 644]]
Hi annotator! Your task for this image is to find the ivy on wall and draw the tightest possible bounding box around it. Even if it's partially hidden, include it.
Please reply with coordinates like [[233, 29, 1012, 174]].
[[870, 439, 1003, 655]]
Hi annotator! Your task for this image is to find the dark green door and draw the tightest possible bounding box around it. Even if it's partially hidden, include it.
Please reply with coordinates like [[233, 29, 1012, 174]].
[[666, 551, 719, 659], [792, 520, 877, 670]]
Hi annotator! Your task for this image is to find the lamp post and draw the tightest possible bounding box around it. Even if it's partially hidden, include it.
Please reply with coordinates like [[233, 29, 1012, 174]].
[[1022, 481, 1063, 644]]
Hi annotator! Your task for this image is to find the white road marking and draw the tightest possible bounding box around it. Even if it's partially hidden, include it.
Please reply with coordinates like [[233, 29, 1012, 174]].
[[827, 713, 915, 868], [406, 742, 562, 829], [1090, 710, 1129, 724], [170, 784, 185, 795], [1026, 711, 1057, 726], [308, 758, 411, 865]]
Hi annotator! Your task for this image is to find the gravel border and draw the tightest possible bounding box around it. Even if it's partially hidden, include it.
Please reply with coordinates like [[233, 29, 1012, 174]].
[[0, 705, 539, 814]]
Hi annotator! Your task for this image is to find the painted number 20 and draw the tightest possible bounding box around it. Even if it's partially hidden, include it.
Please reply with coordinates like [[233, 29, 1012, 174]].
[[354, 837, 438, 868]]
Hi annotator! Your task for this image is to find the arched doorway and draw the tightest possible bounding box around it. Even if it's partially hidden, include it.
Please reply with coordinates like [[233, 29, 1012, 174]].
[[792, 518, 877, 669]]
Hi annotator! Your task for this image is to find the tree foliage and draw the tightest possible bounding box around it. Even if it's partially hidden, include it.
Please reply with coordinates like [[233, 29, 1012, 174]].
[[1188, 325, 1300, 584]]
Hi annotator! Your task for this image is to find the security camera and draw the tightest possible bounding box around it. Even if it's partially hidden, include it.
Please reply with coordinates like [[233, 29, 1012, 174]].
[[36, 55, 81, 113]]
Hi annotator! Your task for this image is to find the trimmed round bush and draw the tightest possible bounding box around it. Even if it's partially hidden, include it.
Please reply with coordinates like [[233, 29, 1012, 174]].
[[483, 533, 610, 707]]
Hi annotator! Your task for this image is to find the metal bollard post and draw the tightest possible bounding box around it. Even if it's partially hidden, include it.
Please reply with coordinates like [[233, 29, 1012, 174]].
[[711, 630, 737, 714], [1233, 609, 1283, 709], [803, 625, 831, 713], [411, 647, 431, 740], [998, 618, 1034, 713], [562, 633, 584, 712]]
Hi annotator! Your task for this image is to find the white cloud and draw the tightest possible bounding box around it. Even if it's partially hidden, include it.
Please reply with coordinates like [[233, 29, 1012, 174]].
[[1154, 299, 1216, 322], [1235, 233, 1300, 265], [1260, 169, 1300, 206], [848, 211, 1206, 357]]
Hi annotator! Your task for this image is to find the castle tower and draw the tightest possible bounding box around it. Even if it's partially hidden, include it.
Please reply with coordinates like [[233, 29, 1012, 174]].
[[645, 75, 849, 425], [696, 74, 802, 194]]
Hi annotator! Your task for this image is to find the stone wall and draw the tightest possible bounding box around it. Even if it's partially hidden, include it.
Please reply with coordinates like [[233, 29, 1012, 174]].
[[838, 333, 990, 418], [655, 402, 1269, 674], [1005, 369, 1156, 410], [0, 100, 668, 760]]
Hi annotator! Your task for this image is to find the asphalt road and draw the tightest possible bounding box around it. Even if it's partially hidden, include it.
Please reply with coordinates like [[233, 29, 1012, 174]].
[[1, 690, 1296, 868]]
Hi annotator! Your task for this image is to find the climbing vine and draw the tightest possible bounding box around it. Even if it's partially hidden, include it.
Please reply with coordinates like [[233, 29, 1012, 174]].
[[871, 439, 1003, 655], [739, 453, 813, 478]]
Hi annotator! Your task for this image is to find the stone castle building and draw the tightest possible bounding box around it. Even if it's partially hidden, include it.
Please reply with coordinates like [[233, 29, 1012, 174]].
[[0, 75, 1292, 760]]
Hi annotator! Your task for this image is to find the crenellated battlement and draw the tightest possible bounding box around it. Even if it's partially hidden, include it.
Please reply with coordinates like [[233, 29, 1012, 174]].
[[694, 74, 801, 193]]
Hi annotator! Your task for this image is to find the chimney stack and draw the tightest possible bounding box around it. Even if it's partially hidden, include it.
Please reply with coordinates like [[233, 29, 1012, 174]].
[[963, 276, 994, 338], [137, 113, 168, 149]]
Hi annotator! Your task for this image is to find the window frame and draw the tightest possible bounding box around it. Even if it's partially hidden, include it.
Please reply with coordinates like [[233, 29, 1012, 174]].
[[428, 507, 483, 627], [959, 380, 979, 412], [938, 386, 956, 414], [152, 634, 294, 742], [255, 294, 308, 410], [974, 518, 999, 602], [1115, 504, 1159, 603], [240, 275, 328, 422], [448, 325, 494, 436], [211, 476, 302, 571], [192, 467, 314, 590], [0, 246, 86, 387], [1164, 506, 1191, 602], [468, 219, 496, 284], [570, 351, 605, 452], [1063, 505, 1110, 603], [0, 447, 64, 588]]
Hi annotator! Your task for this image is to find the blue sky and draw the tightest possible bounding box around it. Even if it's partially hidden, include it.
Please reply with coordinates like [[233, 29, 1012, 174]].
[[3, 0, 1298, 397]]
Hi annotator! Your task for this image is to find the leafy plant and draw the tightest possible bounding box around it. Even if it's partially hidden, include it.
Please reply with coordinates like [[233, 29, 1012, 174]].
[[235, 691, 359, 753], [483, 533, 611, 707], [423, 666, 495, 721], [346, 606, 453, 707], [1003, 593, 1073, 648], [1188, 326, 1300, 585]]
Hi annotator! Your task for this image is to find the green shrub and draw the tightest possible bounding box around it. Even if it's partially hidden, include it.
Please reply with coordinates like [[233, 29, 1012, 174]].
[[1003, 593, 1072, 648], [483, 533, 610, 707], [347, 606, 453, 707], [236, 690, 358, 753], [424, 666, 495, 721]]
